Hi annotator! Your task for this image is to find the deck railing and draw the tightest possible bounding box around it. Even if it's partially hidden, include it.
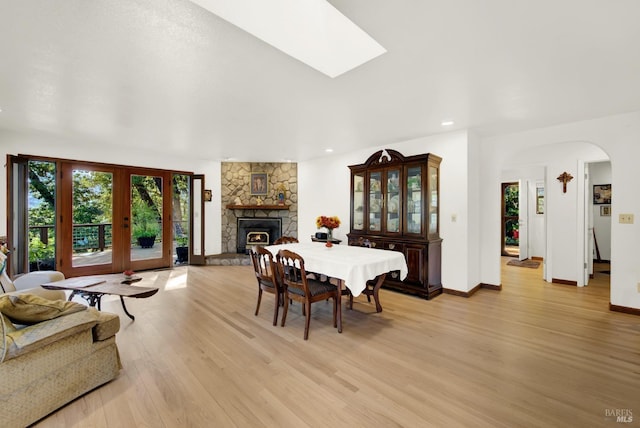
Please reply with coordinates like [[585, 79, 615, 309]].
[[29, 220, 188, 251]]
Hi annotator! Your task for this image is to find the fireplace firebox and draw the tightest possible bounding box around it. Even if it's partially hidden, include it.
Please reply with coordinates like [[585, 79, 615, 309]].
[[237, 218, 282, 253]]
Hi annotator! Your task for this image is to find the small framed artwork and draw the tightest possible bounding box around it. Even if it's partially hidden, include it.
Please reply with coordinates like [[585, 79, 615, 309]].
[[203, 189, 212, 202], [600, 205, 611, 216], [250, 172, 268, 196], [593, 184, 611, 204]]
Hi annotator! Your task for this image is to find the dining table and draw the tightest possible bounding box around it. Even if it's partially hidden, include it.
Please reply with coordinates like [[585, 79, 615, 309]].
[[264, 242, 408, 333]]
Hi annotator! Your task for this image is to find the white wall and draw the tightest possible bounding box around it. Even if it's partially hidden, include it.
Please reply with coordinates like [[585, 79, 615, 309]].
[[0, 129, 223, 255], [299, 131, 476, 292], [590, 162, 612, 261], [480, 110, 640, 309]]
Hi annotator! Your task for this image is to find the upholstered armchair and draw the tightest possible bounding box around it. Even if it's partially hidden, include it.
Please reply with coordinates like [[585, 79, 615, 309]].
[[0, 252, 66, 301]]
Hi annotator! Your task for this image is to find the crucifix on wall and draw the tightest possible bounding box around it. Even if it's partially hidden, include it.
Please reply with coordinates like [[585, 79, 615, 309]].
[[557, 171, 574, 193]]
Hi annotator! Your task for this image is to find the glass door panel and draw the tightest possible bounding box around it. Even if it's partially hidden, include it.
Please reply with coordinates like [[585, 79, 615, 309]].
[[386, 169, 400, 233], [172, 174, 191, 264], [406, 166, 422, 234], [71, 169, 113, 268], [352, 173, 365, 231], [28, 160, 57, 272], [428, 165, 438, 235], [369, 171, 382, 232], [131, 175, 163, 262]]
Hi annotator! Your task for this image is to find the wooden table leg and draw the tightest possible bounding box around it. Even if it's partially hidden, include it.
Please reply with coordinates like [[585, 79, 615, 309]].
[[370, 273, 387, 313], [336, 280, 343, 333]]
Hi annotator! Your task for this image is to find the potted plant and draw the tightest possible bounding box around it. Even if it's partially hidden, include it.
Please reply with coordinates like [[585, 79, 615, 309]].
[[28, 236, 56, 271], [175, 235, 189, 263], [132, 202, 160, 248]]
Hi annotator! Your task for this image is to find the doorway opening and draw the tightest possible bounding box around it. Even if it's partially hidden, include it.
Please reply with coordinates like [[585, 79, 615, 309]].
[[501, 182, 519, 257]]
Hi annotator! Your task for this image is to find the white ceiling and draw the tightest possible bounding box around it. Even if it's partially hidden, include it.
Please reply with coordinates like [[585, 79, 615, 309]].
[[1, 0, 640, 162]]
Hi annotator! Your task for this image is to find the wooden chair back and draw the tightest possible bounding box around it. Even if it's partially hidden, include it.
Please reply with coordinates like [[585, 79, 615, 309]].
[[250, 246, 280, 290], [275, 249, 308, 294], [276, 249, 338, 339], [249, 246, 282, 326], [274, 236, 299, 245]]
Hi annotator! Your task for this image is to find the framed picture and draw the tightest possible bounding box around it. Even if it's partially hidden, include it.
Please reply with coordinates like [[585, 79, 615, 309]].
[[536, 186, 544, 214], [203, 189, 212, 202], [593, 184, 611, 204], [600, 205, 611, 216], [250, 173, 268, 196]]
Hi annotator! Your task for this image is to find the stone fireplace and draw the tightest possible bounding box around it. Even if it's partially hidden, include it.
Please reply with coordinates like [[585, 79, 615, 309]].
[[236, 217, 282, 253], [221, 162, 298, 254]]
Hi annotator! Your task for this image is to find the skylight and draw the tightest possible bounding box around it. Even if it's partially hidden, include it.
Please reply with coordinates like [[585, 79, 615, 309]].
[[190, 0, 386, 78]]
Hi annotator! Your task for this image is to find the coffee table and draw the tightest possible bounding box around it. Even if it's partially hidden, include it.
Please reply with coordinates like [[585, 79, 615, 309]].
[[42, 276, 158, 321]]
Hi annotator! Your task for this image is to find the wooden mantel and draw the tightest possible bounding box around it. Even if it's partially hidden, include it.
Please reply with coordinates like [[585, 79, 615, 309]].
[[225, 204, 290, 210]]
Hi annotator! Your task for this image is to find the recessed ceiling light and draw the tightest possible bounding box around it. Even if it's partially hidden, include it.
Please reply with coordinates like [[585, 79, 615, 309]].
[[325, 148, 334, 153], [190, 0, 386, 78], [441, 120, 454, 126]]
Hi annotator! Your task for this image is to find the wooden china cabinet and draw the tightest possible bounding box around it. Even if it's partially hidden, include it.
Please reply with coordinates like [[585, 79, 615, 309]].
[[347, 149, 442, 299]]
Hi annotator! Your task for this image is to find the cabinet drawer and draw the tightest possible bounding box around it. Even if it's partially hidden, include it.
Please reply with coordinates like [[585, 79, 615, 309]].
[[365, 238, 384, 249], [383, 242, 403, 252]]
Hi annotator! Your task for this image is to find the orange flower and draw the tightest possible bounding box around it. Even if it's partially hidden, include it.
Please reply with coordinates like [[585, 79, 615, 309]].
[[316, 215, 341, 229]]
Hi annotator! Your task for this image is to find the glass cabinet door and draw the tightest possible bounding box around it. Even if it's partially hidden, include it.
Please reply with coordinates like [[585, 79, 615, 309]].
[[428, 165, 439, 236], [352, 173, 365, 231], [369, 171, 382, 232], [405, 166, 422, 234], [386, 169, 400, 233]]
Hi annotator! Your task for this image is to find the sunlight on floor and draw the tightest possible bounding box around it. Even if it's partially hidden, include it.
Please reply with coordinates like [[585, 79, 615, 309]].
[[165, 270, 188, 290]]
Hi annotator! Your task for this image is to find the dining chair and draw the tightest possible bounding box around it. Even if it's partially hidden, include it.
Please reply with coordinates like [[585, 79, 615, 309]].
[[250, 246, 283, 326], [274, 236, 299, 244], [276, 249, 339, 340]]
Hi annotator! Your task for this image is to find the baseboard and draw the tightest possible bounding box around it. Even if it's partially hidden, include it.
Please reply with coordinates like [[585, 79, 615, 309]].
[[443, 283, 502, 298], [443, 288, 473, 297], [552, 278, 578, 286], [610, 304, 640, 316]]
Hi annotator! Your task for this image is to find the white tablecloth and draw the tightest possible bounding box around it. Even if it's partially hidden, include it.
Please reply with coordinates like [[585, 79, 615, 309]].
[[264, 242, 408, 297]]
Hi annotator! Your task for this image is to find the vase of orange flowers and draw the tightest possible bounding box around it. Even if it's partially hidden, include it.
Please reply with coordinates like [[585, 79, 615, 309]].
[[316, 215, 341, 241]]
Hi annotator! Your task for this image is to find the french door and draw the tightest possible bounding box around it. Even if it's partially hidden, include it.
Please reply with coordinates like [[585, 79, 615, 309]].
[[7, 155, 184, 278], [59, 162, 173, 277]]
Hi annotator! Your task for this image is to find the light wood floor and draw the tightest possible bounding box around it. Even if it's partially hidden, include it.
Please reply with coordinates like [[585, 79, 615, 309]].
[[35, 259, 639, 427]]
